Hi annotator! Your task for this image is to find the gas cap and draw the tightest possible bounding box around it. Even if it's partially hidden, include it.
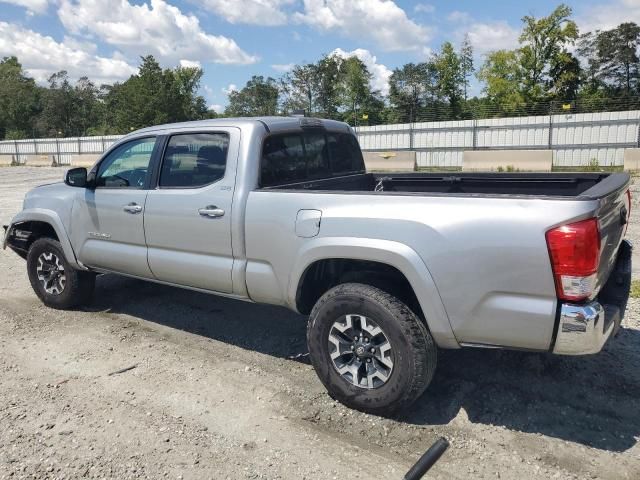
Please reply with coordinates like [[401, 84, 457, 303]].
[[295, 209, 322, 238]]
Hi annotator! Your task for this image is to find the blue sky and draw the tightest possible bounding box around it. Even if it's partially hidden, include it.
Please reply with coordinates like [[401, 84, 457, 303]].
[[0, 0, 638, 111]]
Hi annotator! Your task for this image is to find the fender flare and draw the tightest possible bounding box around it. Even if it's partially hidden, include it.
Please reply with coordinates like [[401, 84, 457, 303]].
[[6, 209, 84, 269], [288, 237, 459, 349]]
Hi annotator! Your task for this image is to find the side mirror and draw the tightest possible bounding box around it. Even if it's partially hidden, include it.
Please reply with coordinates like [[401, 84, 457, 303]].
[[64, 167, 88, 188]]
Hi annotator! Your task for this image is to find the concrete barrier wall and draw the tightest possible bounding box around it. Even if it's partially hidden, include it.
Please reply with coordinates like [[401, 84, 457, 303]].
[[462, 150, 553, 172], [70, 154, 101, 168], [363, 151, 416, 172], [624, 148, 640, 171], [23, 155, 54, 166], [0, 155, 13, 166]]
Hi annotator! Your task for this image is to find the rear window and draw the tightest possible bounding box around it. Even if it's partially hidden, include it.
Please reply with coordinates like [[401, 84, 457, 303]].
[[260, 131, 364, 187]]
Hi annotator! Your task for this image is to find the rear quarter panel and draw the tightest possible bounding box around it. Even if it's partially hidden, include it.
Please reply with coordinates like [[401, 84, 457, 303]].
[[245, 191, 598, 350]]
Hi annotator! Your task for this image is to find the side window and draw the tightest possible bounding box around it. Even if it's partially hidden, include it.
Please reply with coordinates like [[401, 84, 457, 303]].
[[96, 137, 156, 188], [327, 133, 365, 174], [159, 133, 229, 188]]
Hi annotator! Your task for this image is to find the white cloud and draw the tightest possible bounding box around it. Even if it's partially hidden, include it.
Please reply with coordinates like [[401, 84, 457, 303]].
[[203, 85, 214, 97], [0, 0, 49, 14], [222, 83, 238, 95], [58, 0, 258, 66], [447, 10, 472, 23], [446, 9, 519, 55], [414, 3, 435, 14], [331, 48, 392, 96], [209, 103, 224, 113], [460, 21, 520, 54], [197, 0, 294, 26], [179, 59, 202, 69], [293, 0, 431, 52], [577, 0, 640, 33], [0, 21, 137, 84], [467, 21, 519, 54], [271, 63, 295, 72]]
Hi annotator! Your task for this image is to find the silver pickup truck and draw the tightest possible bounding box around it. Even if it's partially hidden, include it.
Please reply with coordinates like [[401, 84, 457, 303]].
[[3, 117, 633, 415]]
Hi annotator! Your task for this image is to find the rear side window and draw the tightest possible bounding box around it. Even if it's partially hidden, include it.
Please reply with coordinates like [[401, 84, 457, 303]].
[[159, 133, 229, 188], [260, 131, 362, 187]]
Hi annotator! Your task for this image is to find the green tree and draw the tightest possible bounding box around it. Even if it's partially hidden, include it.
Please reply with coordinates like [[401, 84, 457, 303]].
[[518, 4, 579, 101], [549, 51, 581, 100], [314, 54, 342, 118], [388, 63, 430, 122], [433, 42, 464, 117], [477, 50, 526, 114], [595, 22, 640, 95], [73, 77, 101, 136], [340, 56, 372, 126], [460, 34, 474, 102], [282, 63, 318, 114], [0, 56, 40, 139], [104, 56, 208, 132], [37, 71, 77, 137], [576, 32, 605, 97], [225, 75, 279, 116]]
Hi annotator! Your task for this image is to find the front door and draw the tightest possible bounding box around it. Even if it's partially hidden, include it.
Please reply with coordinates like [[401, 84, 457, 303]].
[[143, 129, 239, 293], [70, 136, 158, 278]]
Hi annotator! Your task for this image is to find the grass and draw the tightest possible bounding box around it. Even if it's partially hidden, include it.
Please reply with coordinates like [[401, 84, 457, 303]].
[[631, 280, 640, 299]]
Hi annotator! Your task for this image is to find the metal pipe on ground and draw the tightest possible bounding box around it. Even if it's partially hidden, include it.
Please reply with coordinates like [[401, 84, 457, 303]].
[[404, 437, 449, 480]]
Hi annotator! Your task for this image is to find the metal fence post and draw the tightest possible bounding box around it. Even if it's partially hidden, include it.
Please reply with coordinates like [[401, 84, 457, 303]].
[[13, 139, 19, 165], [55, 137, 61, 165], [472, 119, 477, 150], [33, 138, 38, 156]]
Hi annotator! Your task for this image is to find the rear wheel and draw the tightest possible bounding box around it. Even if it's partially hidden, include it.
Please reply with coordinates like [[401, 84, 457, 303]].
[[27, 237, 95, 310], [307, 283, 437, 416]]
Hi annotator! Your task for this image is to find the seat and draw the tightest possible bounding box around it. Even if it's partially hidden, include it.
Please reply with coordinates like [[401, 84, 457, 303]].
[[194, 145, 226, 184]]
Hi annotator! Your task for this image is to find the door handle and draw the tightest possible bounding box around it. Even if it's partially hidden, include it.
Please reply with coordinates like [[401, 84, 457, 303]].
[[123, 203, 143, 214], [198, 205, 225, 218]]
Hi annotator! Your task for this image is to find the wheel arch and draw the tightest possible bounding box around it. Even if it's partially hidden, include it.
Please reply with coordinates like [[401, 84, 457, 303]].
[[289, 237, 458, 349], [5, 209, 82, 268]]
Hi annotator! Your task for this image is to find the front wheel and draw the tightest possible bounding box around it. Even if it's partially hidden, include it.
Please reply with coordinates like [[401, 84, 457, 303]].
[[26, 237, 95, 310], [307, 283, 437, 416]]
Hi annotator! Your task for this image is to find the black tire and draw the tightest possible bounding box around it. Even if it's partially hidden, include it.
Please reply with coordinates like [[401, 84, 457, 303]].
[[307, 282, 437, 416], [26, 237, 95, 310]]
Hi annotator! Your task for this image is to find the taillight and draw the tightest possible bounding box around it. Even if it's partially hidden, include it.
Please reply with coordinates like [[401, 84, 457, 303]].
[[546, 218, 601, 302]]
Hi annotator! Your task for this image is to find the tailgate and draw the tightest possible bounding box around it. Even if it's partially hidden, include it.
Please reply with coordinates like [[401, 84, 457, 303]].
[[588, 174, 632, 296]]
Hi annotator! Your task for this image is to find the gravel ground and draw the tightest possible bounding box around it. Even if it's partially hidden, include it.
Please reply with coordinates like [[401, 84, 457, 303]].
[[0, 167, 639, 480]]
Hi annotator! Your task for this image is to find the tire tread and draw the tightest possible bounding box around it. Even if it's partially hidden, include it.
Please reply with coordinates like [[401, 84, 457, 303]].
[[307, 282, 437, 415], [27, 237, 95, 310]]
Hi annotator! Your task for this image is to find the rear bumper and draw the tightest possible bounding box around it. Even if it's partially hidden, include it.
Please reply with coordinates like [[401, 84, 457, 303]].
[[553, 240, 632, 355], [553, 302, 618, 355]]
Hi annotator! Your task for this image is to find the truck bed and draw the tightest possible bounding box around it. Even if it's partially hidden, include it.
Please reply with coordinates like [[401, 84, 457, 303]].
[[261, 172, 629, 199]]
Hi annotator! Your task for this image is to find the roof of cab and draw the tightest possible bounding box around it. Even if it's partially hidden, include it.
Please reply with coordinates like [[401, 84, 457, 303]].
[[123, 116, 352, 139]]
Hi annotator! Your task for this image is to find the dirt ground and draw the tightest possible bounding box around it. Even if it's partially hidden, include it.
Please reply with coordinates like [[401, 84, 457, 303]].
[[1, 167, 639, 480]]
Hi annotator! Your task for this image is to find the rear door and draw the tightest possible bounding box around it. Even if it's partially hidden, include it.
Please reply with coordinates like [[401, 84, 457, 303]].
[[70, 136, 158, 277], [143, 129, 239, 293]]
